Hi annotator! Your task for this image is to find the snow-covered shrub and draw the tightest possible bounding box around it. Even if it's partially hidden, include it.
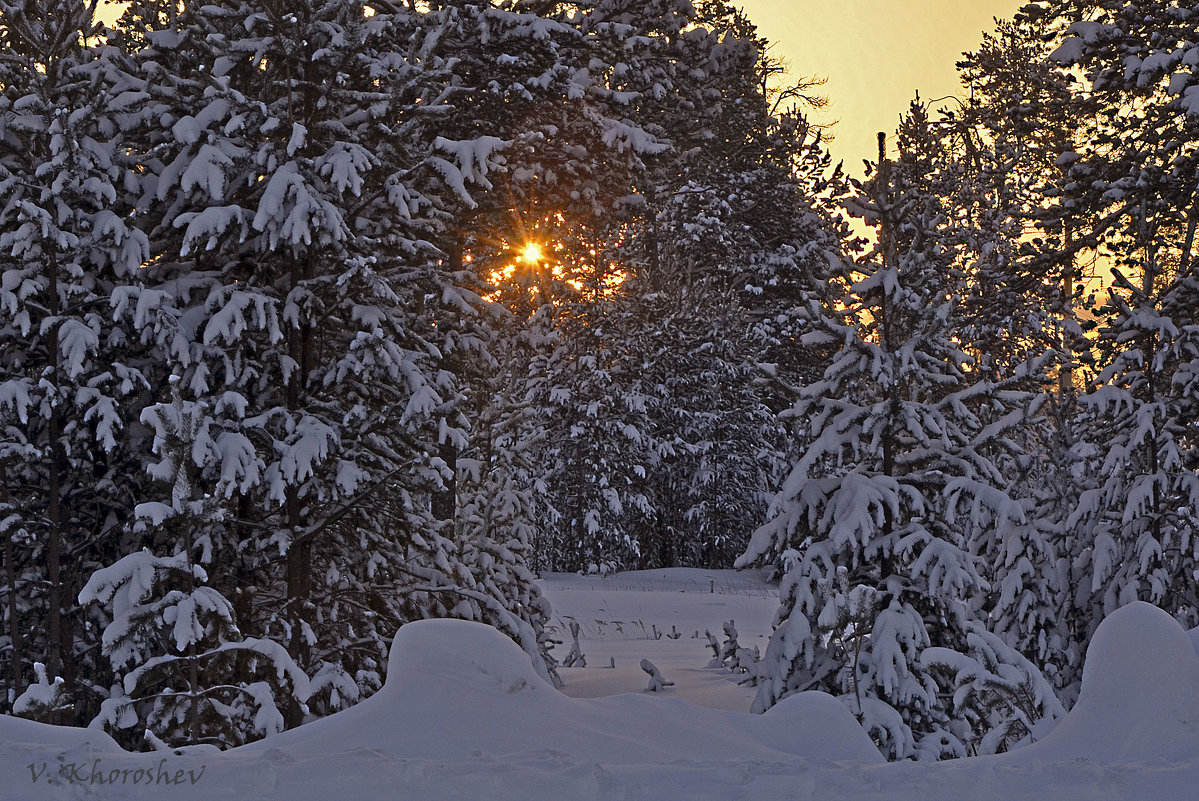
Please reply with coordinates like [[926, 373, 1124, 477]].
[[80, 549, 310, 749], [923, 624, 1066, 755], [11, 663, 68, 722], [719, 620, 740, 668]]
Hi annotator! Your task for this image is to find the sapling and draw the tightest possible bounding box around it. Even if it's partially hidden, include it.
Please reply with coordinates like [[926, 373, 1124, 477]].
[[705, 630, 722, 667], [720, 620, 740, 667], [563, 621, 586, 668], [11, 663, 67, 722]]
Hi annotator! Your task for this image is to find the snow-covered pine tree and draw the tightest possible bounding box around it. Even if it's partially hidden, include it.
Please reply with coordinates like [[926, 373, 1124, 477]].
[[109, 0, 577, 717], [414, 0, 666, 574], [951, 16, 1083, 382], [445, 336, 560, 683], [0, 0, 150, 720], [530, 297, 655, 573], [363, 1, 669, 660], [531, 276, 777, 572], [1065, 272, 1199, 626], [419, 0, 653, 298], [999, 391, 1093, 704], [619, 281, 779, 569], [602, 0, 846, 394], [109, 0, 490, 720], [950, 15, 1094, 705], [80, 379, 308, 748], [737, 106, 1043, 760], [1037, 0, 1199, 635]]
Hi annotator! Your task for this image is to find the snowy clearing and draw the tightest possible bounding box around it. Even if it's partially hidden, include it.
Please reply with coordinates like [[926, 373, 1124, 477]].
[[540, 568, 777, 710], [3, 570, 1199, 800]]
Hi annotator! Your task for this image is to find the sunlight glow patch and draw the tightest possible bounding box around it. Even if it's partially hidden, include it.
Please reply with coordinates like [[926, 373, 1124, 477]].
[[521, 243, 544, 264]]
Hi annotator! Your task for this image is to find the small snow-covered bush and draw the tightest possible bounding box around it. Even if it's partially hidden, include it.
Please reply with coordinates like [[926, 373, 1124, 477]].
[[81, 549, 310, 749], [12, 663, 68, 722]]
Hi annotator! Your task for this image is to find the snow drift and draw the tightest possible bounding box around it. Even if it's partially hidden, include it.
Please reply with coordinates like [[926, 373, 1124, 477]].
[[1019, 601, 1199, 764], [249, 618, 884, 765], [4, 600, 1199, 799]]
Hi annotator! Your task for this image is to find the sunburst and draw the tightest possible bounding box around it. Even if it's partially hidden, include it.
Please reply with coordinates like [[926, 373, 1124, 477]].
[[520, 242, 544, 264]]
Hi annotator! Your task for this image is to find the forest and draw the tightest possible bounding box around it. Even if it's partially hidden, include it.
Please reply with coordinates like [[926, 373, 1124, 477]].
[[0, 0, 1196, 762]]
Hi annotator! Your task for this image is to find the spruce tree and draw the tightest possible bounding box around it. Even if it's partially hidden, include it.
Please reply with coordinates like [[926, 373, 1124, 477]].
[[1038, 0, 1199, 635], [109, 0, 564, 717], [738, 109, 1047, 759]]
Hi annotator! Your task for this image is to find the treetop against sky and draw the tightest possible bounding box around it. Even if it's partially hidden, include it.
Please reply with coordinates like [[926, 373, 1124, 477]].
[[97, 0, 1025, 175]]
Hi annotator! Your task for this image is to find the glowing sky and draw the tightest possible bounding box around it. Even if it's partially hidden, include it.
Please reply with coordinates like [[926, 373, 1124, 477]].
[[740, 0, 1026, 175]]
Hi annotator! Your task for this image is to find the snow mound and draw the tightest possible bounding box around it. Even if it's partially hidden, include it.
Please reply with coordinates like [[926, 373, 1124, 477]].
[[8, 600, 1199, 799], [0, 714, 121, 752], [758, 692, 884, 763], [249, 618, 886, 766], [1027, 602, 1199, 763], [246, 619, 570, 761], [379, 618, 552, 699]]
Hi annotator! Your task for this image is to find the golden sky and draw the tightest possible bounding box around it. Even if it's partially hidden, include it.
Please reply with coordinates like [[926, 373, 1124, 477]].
[[740, 0, 1026, 175], [97, 2, 124, 26]]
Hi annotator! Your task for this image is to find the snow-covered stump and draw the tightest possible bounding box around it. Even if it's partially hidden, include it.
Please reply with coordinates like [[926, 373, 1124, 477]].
[[640, 659, 674, 692]]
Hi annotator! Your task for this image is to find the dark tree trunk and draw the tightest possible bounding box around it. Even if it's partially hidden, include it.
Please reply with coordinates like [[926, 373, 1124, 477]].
[[283, 253, 316, 728], [5, 522, 21, 704], [432, 236, 463, 523], [45, 252, 65, 721]]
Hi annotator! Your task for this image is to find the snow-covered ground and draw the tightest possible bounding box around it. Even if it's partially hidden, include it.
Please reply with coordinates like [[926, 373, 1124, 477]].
[[4, 569, 1199, 799]]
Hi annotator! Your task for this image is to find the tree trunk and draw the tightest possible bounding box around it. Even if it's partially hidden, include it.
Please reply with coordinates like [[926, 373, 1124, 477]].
[[432, 441, 458, 522], [283, 252, 315, 728], [5, 524, 21, 705], [184, 520, 201, 745], [45, 251, 64, 721], [432, 237, 462, 523], [876, 133, 897, 583], [283, 508, 309, 729], [1059, 224, 1075, 394]]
